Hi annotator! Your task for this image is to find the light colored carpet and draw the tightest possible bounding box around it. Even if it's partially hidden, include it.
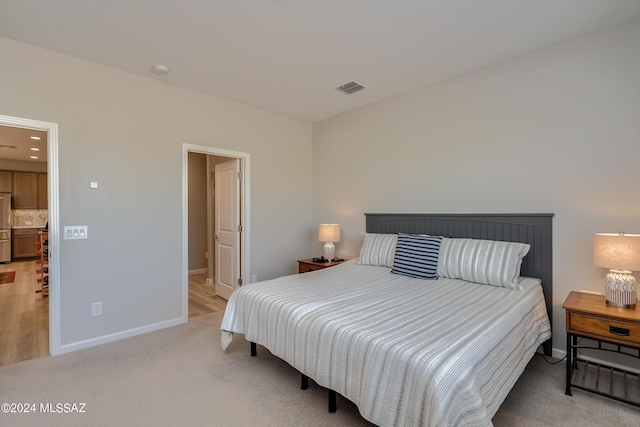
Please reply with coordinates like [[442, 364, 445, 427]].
[[0, 312, 638, 426]]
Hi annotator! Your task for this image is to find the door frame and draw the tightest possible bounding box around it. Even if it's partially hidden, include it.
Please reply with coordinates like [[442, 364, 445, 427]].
[[0, 114, 61, 356], [182, 144, 250, 319]]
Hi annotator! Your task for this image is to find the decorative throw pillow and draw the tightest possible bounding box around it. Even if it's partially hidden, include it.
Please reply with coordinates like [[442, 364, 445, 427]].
[[391, 234, 443, 279], [437, 238, 530, 289], [355, 233, 397, 267]]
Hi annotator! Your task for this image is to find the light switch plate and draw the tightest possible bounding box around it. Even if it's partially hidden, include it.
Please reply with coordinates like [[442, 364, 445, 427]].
[[64, 226, 88, 240]]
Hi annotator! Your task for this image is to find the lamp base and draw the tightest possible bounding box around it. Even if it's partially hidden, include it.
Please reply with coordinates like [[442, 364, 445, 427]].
[[323, 243, 335, 262], [605, 270, 637, 309]]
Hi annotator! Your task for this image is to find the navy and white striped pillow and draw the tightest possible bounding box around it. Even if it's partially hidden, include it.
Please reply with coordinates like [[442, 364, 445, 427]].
[[391, 234, 443, 279]]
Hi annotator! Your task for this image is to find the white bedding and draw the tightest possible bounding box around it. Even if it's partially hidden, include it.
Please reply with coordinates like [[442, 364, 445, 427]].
[[221, 259, 551, 427]]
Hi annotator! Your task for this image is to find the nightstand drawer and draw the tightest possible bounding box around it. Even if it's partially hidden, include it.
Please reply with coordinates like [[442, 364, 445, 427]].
[[568, 312, 640, 346], [299, 263, 325, 273]]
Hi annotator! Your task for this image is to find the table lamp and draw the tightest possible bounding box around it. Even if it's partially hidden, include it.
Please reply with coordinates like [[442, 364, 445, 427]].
[[593, 232, 640, 308], [318, 224, 340, 262]]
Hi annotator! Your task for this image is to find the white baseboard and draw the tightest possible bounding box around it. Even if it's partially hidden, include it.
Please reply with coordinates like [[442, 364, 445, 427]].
[[551, 347, 565, 360], [189, 268, 207, 275], [59, 316, 186, 354]]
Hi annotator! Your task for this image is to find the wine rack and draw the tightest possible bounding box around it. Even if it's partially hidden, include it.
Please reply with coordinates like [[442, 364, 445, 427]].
[[35, 231, 48, 296]]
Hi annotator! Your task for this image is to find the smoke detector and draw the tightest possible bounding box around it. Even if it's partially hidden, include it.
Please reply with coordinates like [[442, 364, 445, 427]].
[[335, 81, 366, 95], [152, 64, 169, 75]]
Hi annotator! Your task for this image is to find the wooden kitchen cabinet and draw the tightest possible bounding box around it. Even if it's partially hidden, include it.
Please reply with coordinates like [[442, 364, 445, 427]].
[[12, 172, 47, 209], [37, 173, 48, 209], [0, 171, 11, 193], [13, 228, 43, 258], [13, 172, 38, 209]]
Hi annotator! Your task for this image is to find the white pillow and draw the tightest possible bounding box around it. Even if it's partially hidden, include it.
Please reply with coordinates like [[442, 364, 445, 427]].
[[437, 238, 530, 289], [355, 233, 397, 267]]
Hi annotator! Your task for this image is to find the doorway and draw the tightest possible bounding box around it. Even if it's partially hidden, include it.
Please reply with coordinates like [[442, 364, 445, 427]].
[[0, 114, 60, 363], [182, 144, 250, 321]]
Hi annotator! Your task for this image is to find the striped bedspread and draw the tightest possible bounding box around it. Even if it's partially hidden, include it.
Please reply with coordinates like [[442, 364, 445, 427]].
[[221, 260, 551, 427]]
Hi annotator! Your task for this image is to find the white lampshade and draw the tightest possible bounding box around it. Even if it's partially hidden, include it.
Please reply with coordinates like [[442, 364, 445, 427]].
[[594, 233, 640, 271], [594, 232, 640, 308], [318, 224, 341, 243]]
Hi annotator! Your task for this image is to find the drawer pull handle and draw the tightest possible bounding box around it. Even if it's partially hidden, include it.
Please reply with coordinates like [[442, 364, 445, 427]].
[[609, 326, 630, 336]]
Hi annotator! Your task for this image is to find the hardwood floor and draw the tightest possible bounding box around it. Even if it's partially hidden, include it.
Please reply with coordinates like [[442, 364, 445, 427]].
[[188, 272, 227, 318], [0, 267, 225, 368], [0, 260, 48, 368]]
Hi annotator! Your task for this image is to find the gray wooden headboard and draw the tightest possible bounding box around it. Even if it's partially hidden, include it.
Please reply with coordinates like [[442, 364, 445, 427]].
[[365, 213, 554, 356]]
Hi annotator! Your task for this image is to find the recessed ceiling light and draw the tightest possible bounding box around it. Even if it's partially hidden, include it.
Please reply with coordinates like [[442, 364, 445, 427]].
[[31, 147, 40, 151], [30, 136, 41, 140], [30, 156, 38, 159]]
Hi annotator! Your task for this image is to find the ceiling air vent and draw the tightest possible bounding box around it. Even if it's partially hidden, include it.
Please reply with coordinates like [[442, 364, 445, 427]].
[[335, 81, 366, 95]]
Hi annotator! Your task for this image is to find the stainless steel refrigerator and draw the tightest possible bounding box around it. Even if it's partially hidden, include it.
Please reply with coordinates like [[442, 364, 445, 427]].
[[0, 193, 11, 262]]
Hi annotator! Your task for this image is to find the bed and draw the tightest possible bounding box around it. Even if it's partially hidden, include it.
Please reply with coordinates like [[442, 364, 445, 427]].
[[221, 213, 553, 426]]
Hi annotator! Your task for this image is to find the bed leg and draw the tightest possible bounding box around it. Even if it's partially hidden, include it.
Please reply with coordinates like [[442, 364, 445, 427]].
[[543, 338, 552, 357], [301, 374, 309, 390], [250, 342, 257, 357], [328, 390, 337, 413]]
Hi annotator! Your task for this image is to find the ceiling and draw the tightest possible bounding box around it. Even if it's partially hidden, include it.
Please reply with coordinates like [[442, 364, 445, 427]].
[[0, 125, 47, 163], [1, 1, 640, 121]]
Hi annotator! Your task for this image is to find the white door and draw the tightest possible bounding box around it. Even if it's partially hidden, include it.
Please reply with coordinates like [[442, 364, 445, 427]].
[[214, 159, 240, 300]]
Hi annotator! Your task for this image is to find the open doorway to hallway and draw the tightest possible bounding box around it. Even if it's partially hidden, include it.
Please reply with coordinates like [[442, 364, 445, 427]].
[[186, 149, 249, 320]]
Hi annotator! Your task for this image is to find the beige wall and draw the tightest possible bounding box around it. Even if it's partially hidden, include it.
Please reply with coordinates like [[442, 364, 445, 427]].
[[0, 36, 312, 347], [188, 152, 207, 272], [312, 19, 640, 352]]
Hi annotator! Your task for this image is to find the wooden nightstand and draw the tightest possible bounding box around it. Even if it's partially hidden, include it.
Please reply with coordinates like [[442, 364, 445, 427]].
[[563, 291, 640, 406], [297, 258, 345, 274]]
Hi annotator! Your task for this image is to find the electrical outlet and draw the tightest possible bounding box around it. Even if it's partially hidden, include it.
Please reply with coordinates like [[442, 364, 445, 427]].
[[91, 302, 102, 316], [251, 275, 258, 283], [205, 252, 208, 259]]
